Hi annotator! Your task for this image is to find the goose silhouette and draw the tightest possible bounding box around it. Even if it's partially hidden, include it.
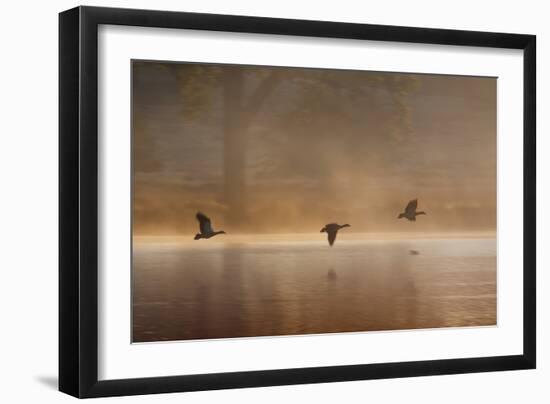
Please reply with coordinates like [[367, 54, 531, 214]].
[[398, 199, 426, 221], [320, 223, 350, 246], [194, 212, 226, 240]]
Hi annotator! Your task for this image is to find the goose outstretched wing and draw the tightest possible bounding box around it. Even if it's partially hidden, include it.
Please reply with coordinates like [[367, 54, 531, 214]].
[[327, 229, 337, 246], [196, 212, 213, 234], [405, 199, 418, 215]]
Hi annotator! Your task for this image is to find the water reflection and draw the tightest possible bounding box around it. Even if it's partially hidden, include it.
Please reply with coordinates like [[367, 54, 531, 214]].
[[132, 237, 496, 342], [327, 268, 337, 281]]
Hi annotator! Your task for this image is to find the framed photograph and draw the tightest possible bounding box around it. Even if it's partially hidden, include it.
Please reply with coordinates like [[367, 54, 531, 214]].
[[59, 6, 536, 398]]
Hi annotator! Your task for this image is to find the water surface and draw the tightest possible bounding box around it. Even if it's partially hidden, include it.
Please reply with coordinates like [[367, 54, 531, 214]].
[[132, 235, 496, 342]]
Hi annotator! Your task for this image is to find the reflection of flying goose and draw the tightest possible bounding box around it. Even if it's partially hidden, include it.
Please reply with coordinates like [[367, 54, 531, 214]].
[[194, 212, 226, 240], [320, 223, 350, 246], [398, 199, 426, 221]]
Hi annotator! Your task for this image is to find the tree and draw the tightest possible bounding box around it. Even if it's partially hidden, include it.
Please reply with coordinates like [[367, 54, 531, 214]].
[[169, 63, 419, 230]]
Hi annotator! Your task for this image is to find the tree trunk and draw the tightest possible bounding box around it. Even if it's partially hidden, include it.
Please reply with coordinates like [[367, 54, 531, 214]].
[[223, 68, 247, 229]]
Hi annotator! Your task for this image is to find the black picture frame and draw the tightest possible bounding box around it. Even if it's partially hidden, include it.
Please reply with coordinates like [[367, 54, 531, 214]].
[[59, 5, 536, 398]]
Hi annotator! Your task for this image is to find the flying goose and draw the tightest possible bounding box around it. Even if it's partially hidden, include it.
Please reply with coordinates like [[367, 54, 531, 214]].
[[320, 223, 350, 246], [398, 199, 426, 221], [194, 212, 226, 240]]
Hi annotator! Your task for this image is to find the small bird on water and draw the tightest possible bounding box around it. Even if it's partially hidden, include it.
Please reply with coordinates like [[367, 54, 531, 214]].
[[194, 212, 226, 240], [320, 223, 350, 246], [398, 199, 427, 221]]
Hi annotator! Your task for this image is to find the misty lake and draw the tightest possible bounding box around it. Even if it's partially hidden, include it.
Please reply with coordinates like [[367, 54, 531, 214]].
[[132, 235, 496, 343]]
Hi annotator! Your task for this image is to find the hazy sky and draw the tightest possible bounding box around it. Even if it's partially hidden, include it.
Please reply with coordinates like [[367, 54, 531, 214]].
[[132, 61, 496, 235]]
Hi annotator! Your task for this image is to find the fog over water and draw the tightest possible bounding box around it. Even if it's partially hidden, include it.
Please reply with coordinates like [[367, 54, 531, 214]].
[[132, 62, 496, 235]]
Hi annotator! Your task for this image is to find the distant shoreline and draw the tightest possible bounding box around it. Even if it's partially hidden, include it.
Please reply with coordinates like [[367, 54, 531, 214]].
[[133, 232, 497, 245]]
